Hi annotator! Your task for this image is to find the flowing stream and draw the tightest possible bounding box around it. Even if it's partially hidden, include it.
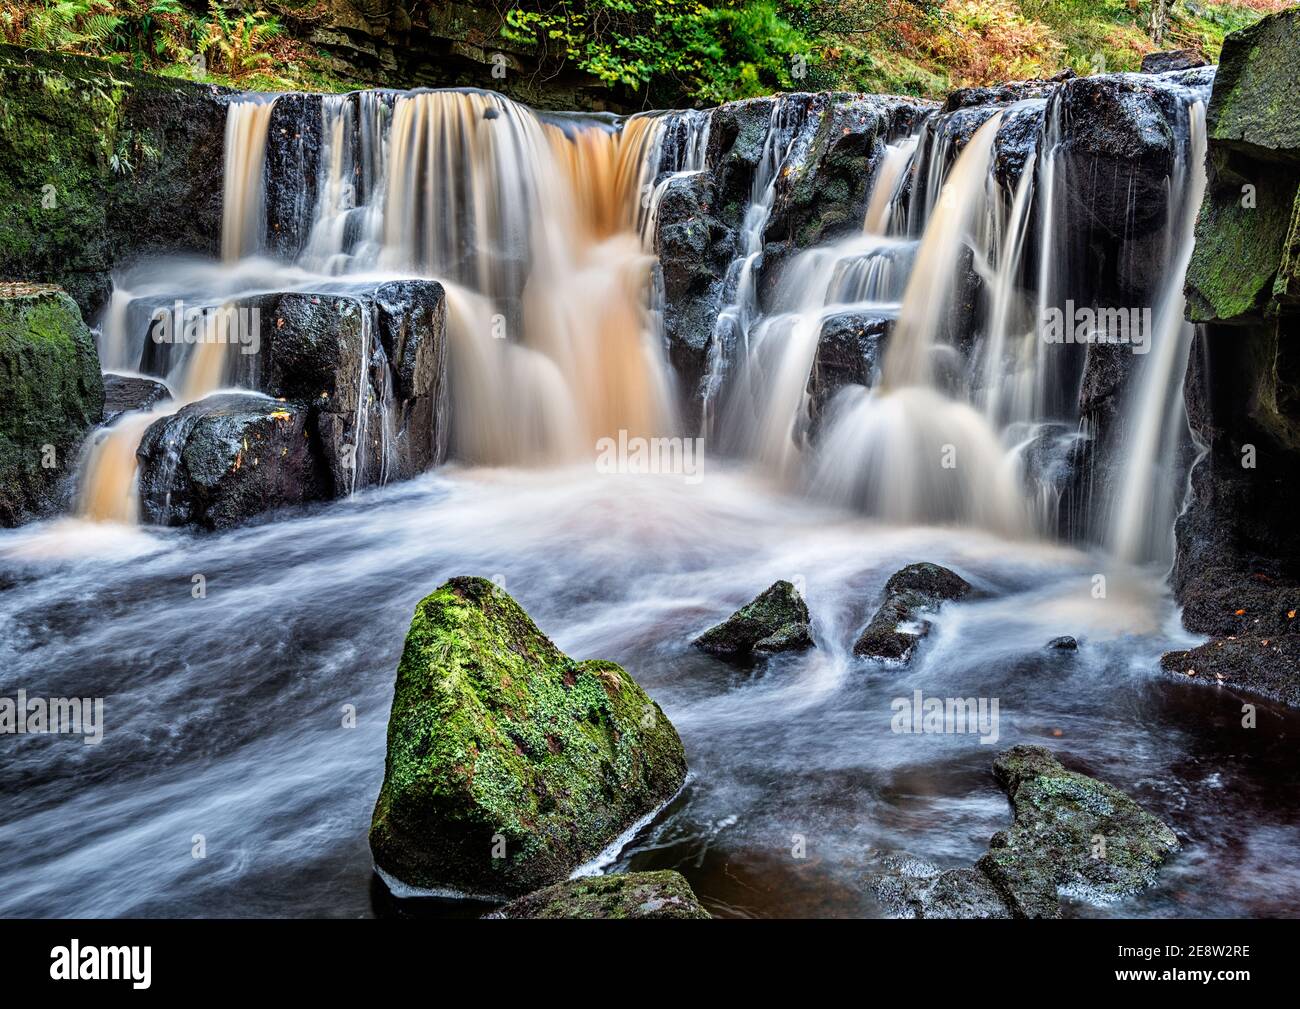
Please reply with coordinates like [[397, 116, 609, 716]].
[[3, 76, 1300, 917]]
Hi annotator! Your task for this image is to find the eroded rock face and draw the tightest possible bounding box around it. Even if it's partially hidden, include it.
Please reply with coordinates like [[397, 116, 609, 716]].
[[103, 374, 171, 424], [487, 870, 710, 919], [692, 580, 813, 663], [868, 745, 1179, 919], [136, 394, 325, 530], [370, 577, 687, 897], [1174, 9, 1300, 707], [0, 284, 104, 526], [854, 563, 972, 662]]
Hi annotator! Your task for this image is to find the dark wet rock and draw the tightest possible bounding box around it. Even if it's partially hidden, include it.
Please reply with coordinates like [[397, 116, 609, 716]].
[[1175, 10, 1300, 710], [487, 870, 710, 919], [853, 562, 972, 662], [0, 46, 228, 318], [868, 745, 1177, 919], [807, 313, 890, 430], [692, 580, 813, 662], [1160, 635, 1300, 709], [1047, 635, 1078, 651], [370, 576, 687, 898], [102, 374, 171, 424], [0, 284, 104, 526], [235, 280, 448, 494], [993, 101, 1047, 193], [264, 93, 325, 261], [942, 79, 1060, 112], [136, 394, 325, 530], [867, 852, 1011, 919], [976, 745, 1179, 918], [1141, 50, 1209, 75]]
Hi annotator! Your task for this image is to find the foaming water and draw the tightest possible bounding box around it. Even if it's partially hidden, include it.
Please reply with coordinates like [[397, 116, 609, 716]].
[[3, 466, 1298, 918]]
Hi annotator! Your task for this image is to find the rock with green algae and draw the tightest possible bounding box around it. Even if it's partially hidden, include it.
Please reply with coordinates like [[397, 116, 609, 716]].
[[692, 580, 813, 662], [0, 283, 104, 526], [1185, 9, 1300, 324], [853, 562, 972, 662], [487, 870, 711, 919], [370, 576, 687, 898], [976, 745, 1180, 919], [868, 745, 1179, 918]]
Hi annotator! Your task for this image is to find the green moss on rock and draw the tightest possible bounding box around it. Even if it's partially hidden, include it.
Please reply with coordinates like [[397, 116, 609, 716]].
[[1206, 8, 1300, 155], [488, 870, 710, 919], [370, 576, 687, 897], [975, 745, 1179, 919], [692, 579, 813, 662], [0, 284, 104, 526]]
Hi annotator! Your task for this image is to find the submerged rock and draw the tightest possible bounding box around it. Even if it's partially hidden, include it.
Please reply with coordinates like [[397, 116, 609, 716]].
[[487, 870, 710, 919], [136, 394, 325, 530], [102, 373, 171, 424], [868, 745, 1179, 919], [868, 852, 1011, 919], [370, 576, 687, 897], [853, 562, 972, 662], [1047, 635, 1078, 651], [0, 284, 104, 526], [692, 580, 813, 662]]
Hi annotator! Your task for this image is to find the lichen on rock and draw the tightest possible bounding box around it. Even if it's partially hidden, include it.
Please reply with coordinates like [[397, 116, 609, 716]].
[[692, 579, 813, 663], [370, 576, 687, 897], [487, 870, 710, 919]]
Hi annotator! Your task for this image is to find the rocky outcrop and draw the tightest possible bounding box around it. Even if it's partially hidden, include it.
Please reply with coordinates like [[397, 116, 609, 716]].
[[136, 394, 325, 530], [651, 93, 932, 425], [370, 577, 687, 898], [0, 45, 228, 319], [0, 284, 104, 526], [869, 745, 1179, 918], [854, 562, 972, 662], [103, 374, 171, 424], [1141, 50, 1209, 74], [487, 870, 710, 919], [1174, 9, 1300, 706], [692, 580, 813, 663]]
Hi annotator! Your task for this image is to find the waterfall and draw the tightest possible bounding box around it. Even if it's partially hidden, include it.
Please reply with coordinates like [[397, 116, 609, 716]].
[[221, 98, 277, 263], [1107, 99, 1209, 565]]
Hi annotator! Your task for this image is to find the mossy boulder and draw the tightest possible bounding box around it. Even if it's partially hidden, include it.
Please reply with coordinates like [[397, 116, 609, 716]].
[[0, 45, 228, 318], [692, 580, 813, 663], [854, 562, 972, 662], [975, 745, 1179, 919], [0, 283, 104, 526], [488, 870, 710, 919], [1186, 9, 1300, 325], [869, 746, 1179, 918], [370, 576, 687, 897]]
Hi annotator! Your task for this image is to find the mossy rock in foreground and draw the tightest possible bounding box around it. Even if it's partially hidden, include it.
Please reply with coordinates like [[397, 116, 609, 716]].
[[975, 745, 1180, 919], [370, 577, 687, 897], [488, 870, 710, 919], [0, 284, 104, 526]]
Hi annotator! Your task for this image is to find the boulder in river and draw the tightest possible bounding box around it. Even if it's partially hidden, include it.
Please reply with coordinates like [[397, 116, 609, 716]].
[[135, 393, 325, 530], [369, 576, 687, 897], [692, 580, 813, 662], [1046, 635, 1078, 651], [487, 870, 710, 919], [854, 562, 972, 662], [0, 283, 104, 526], [869, 745, 1179, 918]]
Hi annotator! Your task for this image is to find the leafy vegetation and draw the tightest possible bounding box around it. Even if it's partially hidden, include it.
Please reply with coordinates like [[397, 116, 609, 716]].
[[0, 0, 1293, 101]]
